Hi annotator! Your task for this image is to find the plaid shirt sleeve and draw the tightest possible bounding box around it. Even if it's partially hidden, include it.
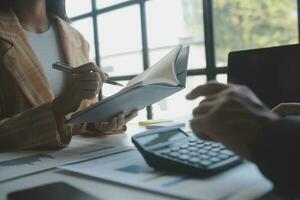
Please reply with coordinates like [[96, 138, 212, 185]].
[[0, 101, 72, 151]]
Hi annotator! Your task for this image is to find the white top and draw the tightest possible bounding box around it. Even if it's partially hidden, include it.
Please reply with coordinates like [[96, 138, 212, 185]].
[[26, 24, 66, 97]]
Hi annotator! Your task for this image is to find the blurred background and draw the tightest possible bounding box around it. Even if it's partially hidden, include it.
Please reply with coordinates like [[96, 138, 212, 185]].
[[66, 0, 299, 121]]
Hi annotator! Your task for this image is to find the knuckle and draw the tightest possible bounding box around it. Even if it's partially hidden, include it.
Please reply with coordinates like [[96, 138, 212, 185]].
[[79, 62, 97, 71], [222, 96, 237, 106], [87, 61, 95, 65], [77, 64, 88, 70], [192, 107, 200, 116], [226, 89, 237, 98], [85, 61, 95, 67], [89, 62, 97, 70]]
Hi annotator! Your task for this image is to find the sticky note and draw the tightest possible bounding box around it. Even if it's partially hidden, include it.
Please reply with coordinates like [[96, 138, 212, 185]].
[[139, 119, 173, 126], [146, 122, 185, 129]]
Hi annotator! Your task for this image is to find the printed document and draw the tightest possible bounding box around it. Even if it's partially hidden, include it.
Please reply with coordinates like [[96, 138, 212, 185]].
[[0, 138, 130, 182], [61, 150, 272, 200]]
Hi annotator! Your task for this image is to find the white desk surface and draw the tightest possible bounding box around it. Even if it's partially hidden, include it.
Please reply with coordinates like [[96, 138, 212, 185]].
[[0, 121, 273, 200]]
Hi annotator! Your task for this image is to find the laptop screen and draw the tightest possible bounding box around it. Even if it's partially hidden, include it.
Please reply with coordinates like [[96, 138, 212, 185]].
[[227, 44, 300, 109]]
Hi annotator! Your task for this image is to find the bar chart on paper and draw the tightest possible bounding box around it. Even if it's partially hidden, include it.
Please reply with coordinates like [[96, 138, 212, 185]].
[[61, 150, 272, 200], [0, 154, 54, 167], [0, 139, 131, 182]]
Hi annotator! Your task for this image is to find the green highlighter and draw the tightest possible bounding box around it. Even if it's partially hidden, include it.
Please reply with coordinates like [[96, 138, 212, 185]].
[[138, 119, 173, 126]]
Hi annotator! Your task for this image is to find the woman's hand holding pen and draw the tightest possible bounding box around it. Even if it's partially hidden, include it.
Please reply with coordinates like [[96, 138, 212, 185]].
[[53, 62, 107, 117], [52, 62, 138, 135]]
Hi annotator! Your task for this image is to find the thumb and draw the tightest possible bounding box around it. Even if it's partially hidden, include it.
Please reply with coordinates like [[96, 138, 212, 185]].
[[272, 103, 300, 116]]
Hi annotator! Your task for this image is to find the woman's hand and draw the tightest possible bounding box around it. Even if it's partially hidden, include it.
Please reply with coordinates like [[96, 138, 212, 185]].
[[88, 110, 138, 136], [53, 62, 107, 118], [186, 81, 279, 159], [272, 103, 300, 117]]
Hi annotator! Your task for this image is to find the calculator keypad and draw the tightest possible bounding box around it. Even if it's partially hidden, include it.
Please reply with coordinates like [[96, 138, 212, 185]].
[[160, 137, 237, 168]]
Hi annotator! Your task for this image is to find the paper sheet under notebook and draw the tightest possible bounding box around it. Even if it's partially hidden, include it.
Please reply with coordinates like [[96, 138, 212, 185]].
[[61, 150, 273, 200], [0, 138, 130, 182]]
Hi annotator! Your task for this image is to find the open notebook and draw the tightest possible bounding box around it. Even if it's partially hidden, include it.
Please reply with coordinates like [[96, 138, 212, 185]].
[[69, 45, 190, 123]]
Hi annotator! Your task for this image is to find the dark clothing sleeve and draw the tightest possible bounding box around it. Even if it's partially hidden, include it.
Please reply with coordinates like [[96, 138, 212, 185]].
[[252, 118, 300, 198]]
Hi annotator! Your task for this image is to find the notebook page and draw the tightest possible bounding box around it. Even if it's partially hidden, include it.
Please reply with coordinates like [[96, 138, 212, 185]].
[[126, 45, 182, 88]]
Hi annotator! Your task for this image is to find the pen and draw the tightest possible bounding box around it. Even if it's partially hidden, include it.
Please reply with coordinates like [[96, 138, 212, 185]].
[[52, 62, 123, 87]]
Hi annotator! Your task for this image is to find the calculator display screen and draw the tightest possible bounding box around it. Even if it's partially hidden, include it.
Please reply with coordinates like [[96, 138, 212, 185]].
[[138, 130, 186, 147]]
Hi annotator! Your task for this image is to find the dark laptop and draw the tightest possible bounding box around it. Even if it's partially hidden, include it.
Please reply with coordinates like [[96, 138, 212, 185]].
[[227, 44, 300, 109]]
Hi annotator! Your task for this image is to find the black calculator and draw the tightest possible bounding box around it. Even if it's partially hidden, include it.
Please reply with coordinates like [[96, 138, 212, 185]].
[[132, 127, 242, 177]]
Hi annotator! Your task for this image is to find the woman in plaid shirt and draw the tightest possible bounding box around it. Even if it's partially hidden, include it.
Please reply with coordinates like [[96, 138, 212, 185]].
[[0, 0, 137, 151]]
